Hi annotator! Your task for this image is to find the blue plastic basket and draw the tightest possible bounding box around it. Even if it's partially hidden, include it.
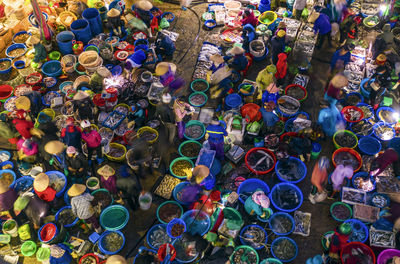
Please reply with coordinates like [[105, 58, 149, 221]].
[[41, 91, 60, 107], [358, 136, 381, 155], [349, 120, 373, 138], [238, 83, 255, 97], [269, 182, 303, 212], [269, 212, 295, 236], [146, 224, 171, 249], [0, 58, 12, 76], [284, 118, 296, 132], [55, 206, 78, 228], [345, 92, 364, 105], [373, 122, 395, 141], [166, 218, 186, 239], [161, 12, 175, 22], [13, 176, 34, 193], [45, 171, 67, 198], [6, 44, 27, 59], [275, 157, 307, 183], [356, 103, 374, 120], [370, 193, 390, 208], [225, 93, 243, 110], [239, 224, 267, 249], [59, 81, 73, 95], [360, 78, 373, 98], [12, 31, 32, 44], [98, 230, 125, 254], [238, 178, 270, 204], [102, 111, 127, 130], [376, 106, 397, 124], [294, 111, 310, 120], [271, 237, 298, 263], [0, 161, 13, 170], [181, 209, 210, 236], [1, 169, 16, 189], [42, 60, 62, 77], [352, 172, 376, 192], [172, 182, 196, 206], [344, 219, 369, 243]]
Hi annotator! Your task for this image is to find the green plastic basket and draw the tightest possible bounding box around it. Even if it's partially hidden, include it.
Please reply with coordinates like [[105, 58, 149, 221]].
[[184, 120, 206, 141], [190, 79, 209, 93], [230, 245, 259, 264], [100, 205, 129, 231], [260, 259, 283, 264], [322, 231, 334, 250], [333, 130, 358, 149], [21, 241, 37, 257], [169, 157, 194, 179], [36, 247, 51, 262], [156, 201, 184, 224], [330, 202, 353, 222], [178, 140, 202, 160]]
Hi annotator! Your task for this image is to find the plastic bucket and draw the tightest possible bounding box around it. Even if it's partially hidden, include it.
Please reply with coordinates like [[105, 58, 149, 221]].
[[38, 223, 67, 244], [55, 206, 79, 228], [1, 169, 16, 189], [13, 176, 34, 193], [181, 209, 210, 236], [330, 202, 353, 222], [56, 31, 75, 55], [2, 220, 18, 237], [139, 192, 152, 210], [258, 0, 271, 12], [21, 240, 37, 257], [270, 183, 303, 212], [377, 249, 400, 264], [271, 237, 298, 263], [238, 178, 270, 204], [344, 219, 369, 243], [340, 242, 375, 264], [238, 83, 255, 103], [269, 212, 295, 236], [333, 130, 358, 149], [371, 193, 390, 208], [345, 92, 364, 105], [240, 224, 267, 249], [146, 224, 171, 249], [360, 78, 374, 98], [311, 142, 321, 159], [71, 19, 93, 45], [100, 205, 129, 231], [178, 140, 202, 160], [82, 8, 103, 36], [275, 157, 307, 183], [349, 120, 373, 138], [156, 201, 183, 224], [225, 93, 243, 110], [98, 230, 125, 255]]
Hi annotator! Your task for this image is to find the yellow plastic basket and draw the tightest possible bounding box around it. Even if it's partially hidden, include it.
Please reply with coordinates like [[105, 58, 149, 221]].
[[34, 108, 56, 127], [137, 126, 159, 144], [105, 143, 126, 162]]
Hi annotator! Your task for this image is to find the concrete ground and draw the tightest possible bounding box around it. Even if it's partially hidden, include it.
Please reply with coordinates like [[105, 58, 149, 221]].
[[6, 2, 397, 264]]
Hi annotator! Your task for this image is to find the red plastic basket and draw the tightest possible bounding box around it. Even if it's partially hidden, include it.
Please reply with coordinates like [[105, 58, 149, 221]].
[[340, 242, 375, 264], [245, 147, 276, 175], [79, 253, 99, 264], [158, 244, 176, 262], [25, 72, 42, 86], [284, 84, 307, 102], [241, 103, 262, 122], [341, 106, 364, 123], [332, 147, 362, 172]]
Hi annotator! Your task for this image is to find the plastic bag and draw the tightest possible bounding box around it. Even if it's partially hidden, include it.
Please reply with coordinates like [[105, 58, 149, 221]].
[[159, 18, 170, 29]]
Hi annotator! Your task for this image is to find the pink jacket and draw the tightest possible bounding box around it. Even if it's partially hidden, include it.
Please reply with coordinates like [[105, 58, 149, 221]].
[[173, 100, 193, 122], [81, 130, 101, 148]]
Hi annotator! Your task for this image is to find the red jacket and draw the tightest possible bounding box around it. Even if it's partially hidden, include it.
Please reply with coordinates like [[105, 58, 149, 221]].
[[12, 118, 33, 139], [35, 186, 56, 202], [241, 13, 258, 27], [81, 130, 101, 148], [275, 53, 288, 80]]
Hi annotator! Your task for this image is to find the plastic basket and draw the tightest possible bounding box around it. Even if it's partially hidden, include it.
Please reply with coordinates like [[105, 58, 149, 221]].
[[269, 212, 295, 236], [377, 249, 400, 264], [100, 205, 129, 231], [277, 96, 300, 116], [344, 219, 369, 243], [349, 120, 373, 138], [146, 224, 171, 249], [345, 92, 364, 105], [261, 259, 283, 264], [352, 172, 376, 192], [191, 79, 209, 93], [358, 136, 381, 155], [172, 182, 195, 206], [181, 209, 210, 236], [356, 103, 374, 120], [340, 242, 375, 264], [166, 218, 186, 239], [98, 230, 125, 255], [178, 140, 202, 160], [258, 11, 277, 25], [240, 224, 267, 249], [156, 201, 184, 224], [0, 85, 13, 102], [21, 240, 37, 257], [269, 182, 303, 212], [245, 147, 276, 175], [271, 237, 298, 263], [275, 157, 307, 183], [42, 60, 62, 77], [231, 245, 260, 264], [1, 169, 16, 189], [184, 120, 206, 141], [341, 106, 364, 123], [330, 202, 353, 222], [55, 206, 79, 228], [13, 176, 34, 193], [45, 171, 67, 197], [6, 43, 27, 59], [105, 143, 126, 162], [373, 122, 395, 141], [189, 92, 208, 107], [333, 130, 358, 149], [170, 157, 194, 179], [284, 84, 307, 102], [371, 193, 390, 208], [225, 93, 243, 110], [332, 148, 362, 172], [161, 12, 175, 22], [137, 126, 159, 144], [237, 178, 270, 204], [376, 106, 397, 124]]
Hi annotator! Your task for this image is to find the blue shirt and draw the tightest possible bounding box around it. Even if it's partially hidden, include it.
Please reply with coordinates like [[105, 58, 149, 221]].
[[313, 13, 332, 35], [330, 49, 351, 69], [230, 55, 248, 71], [206, 124, 227, 143], [260, 108, 279, 127]]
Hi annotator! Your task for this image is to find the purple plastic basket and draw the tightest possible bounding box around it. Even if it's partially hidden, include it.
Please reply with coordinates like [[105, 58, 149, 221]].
[[377, 249, 400, 264]]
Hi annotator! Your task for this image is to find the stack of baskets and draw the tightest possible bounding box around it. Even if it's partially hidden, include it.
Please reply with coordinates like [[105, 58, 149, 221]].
[[78, 50, 103, 74]]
